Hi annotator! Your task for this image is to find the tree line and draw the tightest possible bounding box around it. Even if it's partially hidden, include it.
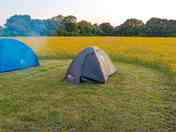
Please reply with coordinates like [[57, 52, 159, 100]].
[[1, 15, 176, 37]]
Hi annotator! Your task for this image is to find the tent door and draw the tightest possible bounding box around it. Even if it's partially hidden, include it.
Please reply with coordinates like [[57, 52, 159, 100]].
[[81, 53, 105, 83]]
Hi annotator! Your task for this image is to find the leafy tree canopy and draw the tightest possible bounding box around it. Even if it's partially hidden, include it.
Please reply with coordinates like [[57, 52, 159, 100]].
[[1, 15, 176, 37]]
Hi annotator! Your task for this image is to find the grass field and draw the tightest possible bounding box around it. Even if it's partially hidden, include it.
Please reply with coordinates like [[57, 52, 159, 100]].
[[0, 37, 176, 131]]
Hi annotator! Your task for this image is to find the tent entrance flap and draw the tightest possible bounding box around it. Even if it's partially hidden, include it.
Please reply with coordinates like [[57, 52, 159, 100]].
[[80, 76, 104, 83], [81, 53, 105, 83]]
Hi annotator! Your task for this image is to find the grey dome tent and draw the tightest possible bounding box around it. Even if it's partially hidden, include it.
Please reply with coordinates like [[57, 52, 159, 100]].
[[65, 47, 117, 84]]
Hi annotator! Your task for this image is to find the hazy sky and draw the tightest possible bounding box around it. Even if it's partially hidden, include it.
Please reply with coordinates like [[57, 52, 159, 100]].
[[0, 0, 176, 26]]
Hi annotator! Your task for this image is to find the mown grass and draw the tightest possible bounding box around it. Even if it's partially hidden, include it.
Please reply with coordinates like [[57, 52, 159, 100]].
[[40, 54, 176, 87], [0, 56, 175, 132]]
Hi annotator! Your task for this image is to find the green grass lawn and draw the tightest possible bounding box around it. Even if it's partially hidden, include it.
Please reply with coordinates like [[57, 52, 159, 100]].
[[0, 59, 175, 132]]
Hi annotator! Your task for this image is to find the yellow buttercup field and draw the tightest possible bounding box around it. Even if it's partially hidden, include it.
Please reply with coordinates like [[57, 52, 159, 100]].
[[19, 37, 176, 72]]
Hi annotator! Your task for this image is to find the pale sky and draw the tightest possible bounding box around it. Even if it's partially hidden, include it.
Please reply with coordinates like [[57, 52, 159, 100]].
[[0, 0, 176, 26]]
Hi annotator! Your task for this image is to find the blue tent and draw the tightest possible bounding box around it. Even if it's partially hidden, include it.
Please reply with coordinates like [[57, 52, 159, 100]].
[[0, 39, 39, 73]]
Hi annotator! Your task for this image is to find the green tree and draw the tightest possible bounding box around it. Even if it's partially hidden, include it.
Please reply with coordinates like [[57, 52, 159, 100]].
[[92, 24, 102, 35], [99, 23, 114, 35], [116, 19, 144, 36], [47, 15, 64, 36], [77, 20, 94, 35], [57, 24, 67, 36], [145, 18, 167, 36], [62, 15, 79, 35], [166, 20, 176, 36], [145, 18, 176, 36], [0, 26, 3, 36]]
